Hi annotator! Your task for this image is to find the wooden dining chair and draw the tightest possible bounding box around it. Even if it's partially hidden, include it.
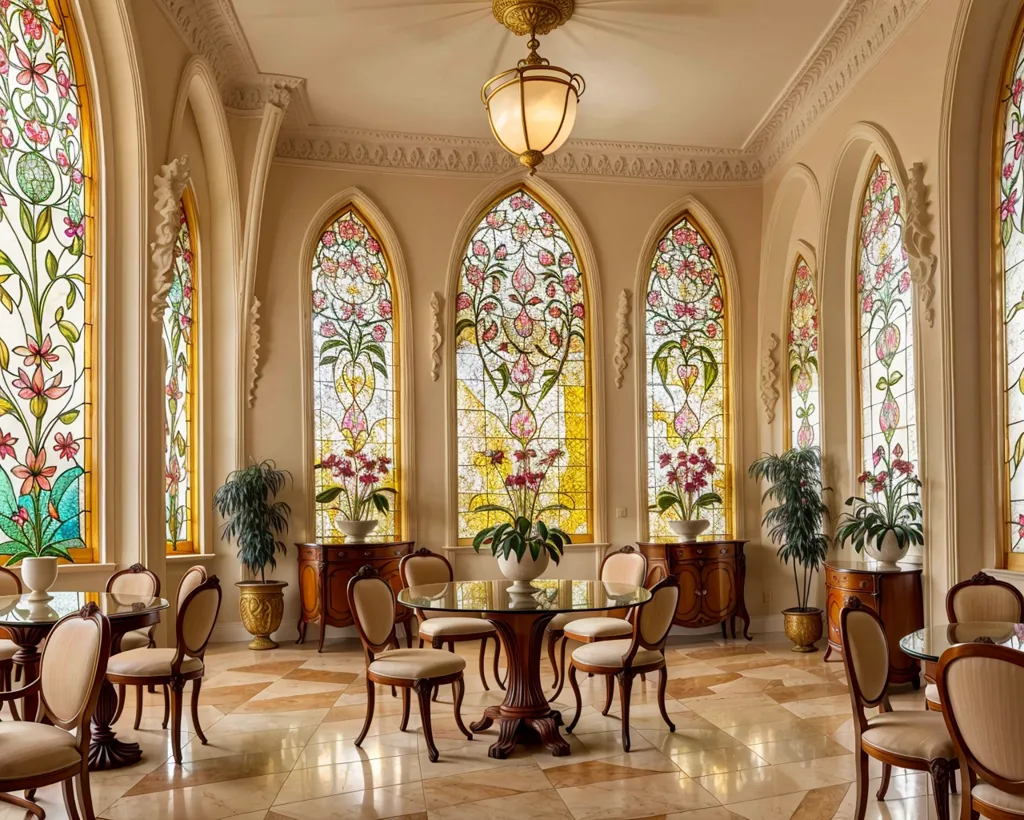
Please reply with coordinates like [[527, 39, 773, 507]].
[[348, 564, 472, 763], [0, 564, 22, 717], [925, 571, 1024, 711], [936, 641, 1024, 819], [839, 597, 958, 820], [548, 545, 647, 700], [565, 575, 679, 752], [106, 568, 221, 764], [0, 602, 111, 820], [399, 548, 504, 698]]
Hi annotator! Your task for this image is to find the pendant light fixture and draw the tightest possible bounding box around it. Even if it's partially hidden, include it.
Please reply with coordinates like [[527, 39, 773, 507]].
[[482, 0, 585, 174]]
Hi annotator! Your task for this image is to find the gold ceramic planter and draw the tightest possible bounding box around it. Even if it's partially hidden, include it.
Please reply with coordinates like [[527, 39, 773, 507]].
[[237, 580, 287, 651], [783, 607, 823, 653]]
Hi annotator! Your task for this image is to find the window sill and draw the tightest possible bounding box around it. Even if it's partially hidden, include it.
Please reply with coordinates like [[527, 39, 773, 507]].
[[166, 553, 218, 562]]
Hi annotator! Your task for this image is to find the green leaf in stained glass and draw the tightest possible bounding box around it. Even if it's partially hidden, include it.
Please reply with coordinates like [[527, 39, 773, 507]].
[[16, 152, 55, 204]]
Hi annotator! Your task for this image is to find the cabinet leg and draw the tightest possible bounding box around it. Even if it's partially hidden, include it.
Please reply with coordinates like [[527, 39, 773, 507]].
[[730, 615, 737, 639], [296, 619, 307, 645], [720, 621, 727, 639], [317, 621, 326, 654]]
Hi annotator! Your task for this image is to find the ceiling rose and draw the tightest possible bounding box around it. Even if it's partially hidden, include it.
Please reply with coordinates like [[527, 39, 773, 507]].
[[491, 0, 574, 37]]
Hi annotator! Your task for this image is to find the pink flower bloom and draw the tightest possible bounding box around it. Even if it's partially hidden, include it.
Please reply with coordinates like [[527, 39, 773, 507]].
[[548, 328, 561, 348], [71, 169, 83, 185], [873, 445, 884, 468], [312, 290, 327, 310], [371, 325, 386, 342], [538, 250, 554, 266], [647, 291, 661, 306], [13, 335, 57, 368], [378, 299, 392, 318], [13, 447, 55, 495], [320, 321, 337, 338], [53, 432, 79, 460], [898, 270, 911, 293], [56, 69, 70, 99], [706, 322, 717, 338], [697, 245, 711, 260], [365, 237, 381, 254], [24, 119, 49, 146], [465, 265, 484, 287], [1015, 77, 1024, 106], [0, 47, 8, 75], [63, 216, 83, 238], [14, 46, 48, 92], [710, 296, 722, 312], [559, 252, 574, 268], [1003, 189, 1019, 222], [472, 240, 488, 257], [320, 231, 336, 247], [654, 319, 668, 335], [0, 432, 15, 460], [481, 322, 498, 342], [14, 367, 68, 401], [455, 292, 472, 311], [11, 506, 28, 528], [1005, 163, 1015, 180], [495, 244, 507, 260], [862, 293, 874, 313], [562, 274, 579, 294], [571, 304, 585, 319], [338, 221, 362, 241]]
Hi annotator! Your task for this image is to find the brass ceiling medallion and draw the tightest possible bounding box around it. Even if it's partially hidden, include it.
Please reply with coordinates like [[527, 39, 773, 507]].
[[491, 0, 574, 37], [482, 0, 583, 173]]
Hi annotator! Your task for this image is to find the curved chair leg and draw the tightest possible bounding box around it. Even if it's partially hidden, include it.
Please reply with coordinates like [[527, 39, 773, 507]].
[[929, 759, 951, 820], [478, 640, 490, 691], [62, 776, 82, 820], [452, 675, 472, 740], [854, 750, 870, 820], [0, 791, 43, 818], [877, 763, 892, 800], [415, 679, 439, 763], [618, 672, 633, 752], [566, 664, 583, 732], [191, 679, 207, 744], [355, 677, 375, 746], [162, 684, 170, 730], [492, 634, 505, 690], [133, 684, 144, 730], [111, 683, 126, 725], [657, 666, 675, 732], [399, 687, 410, 732], [77, 761, 96, 820], [601, 674, 615, 716], [170, 680, 185, 765], [950, 770, 958, 795]]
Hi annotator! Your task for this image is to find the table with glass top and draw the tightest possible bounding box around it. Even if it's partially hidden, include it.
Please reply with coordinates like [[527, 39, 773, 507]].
[[900, 621, 1024, 663], [397, 578, 650, 759], [0, 590, 169, 770]]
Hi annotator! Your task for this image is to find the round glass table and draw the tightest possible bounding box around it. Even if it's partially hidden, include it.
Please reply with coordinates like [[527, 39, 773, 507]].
[[397, 578, 651, 759], [900, 621, 1024, 662], [0, 591, 169, 770]]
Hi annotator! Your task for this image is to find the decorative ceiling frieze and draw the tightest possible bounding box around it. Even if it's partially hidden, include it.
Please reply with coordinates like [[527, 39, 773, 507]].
[[153, 0, 930, 181]]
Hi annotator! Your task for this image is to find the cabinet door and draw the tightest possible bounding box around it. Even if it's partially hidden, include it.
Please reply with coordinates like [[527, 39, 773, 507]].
[[701, 561, 737, 621], [825, 588, 874, 648], [297, 560, 320, 620], [674, 562, 703, 623], [323, 564, 357, 626]]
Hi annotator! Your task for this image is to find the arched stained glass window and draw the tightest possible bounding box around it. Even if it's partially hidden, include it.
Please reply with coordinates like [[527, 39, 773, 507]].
[[0, 0, 95, 565], [455, 188, 591, 541], [644, 214, 731, 538], [311, 206, 401, 540], [164, 190, 198, 553], [998, 17, 1024, 561], [856, 159, 918, 487], [786, 256, 820, 449]]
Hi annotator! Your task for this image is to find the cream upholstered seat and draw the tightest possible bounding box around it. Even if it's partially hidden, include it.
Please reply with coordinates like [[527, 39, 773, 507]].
[[0, 602, 110, 820], [925, 572, 1024, 711], [400, 549, 503, 696], [118, 630, 153, 652], [349, 563, 473, 763], [566, 576, 679, 753], [549, 546, 648, 699], [839, 598, 958, 820], [106, 566, 221, 765], [936, 642, 1024, 819]]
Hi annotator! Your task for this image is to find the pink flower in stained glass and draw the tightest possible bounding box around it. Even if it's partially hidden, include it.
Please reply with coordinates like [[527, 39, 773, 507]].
[[647, 291, 661, 306], [20, 11, 41, 39], [872, 171, 888, 194], [797, 421, 814, 448], [63, 216, 82, 238], [698, 245, 711, 260], [13, 447, 55, 495], [710, 296, 723, 313], [0, 48, 7, 75], [312, 291, 326, 310], [1005, 163, 1015, 180], [53, 432, 79, 461], [456, 293, 472, 311], [13, 47, 48, 92], [338, 221, 362, 241], [572, 304, 585, 320], [71, 168, 83, 185], [873, 446, 884, 468], [898, 271, 911, 293], [559, 253, 574, 268], [706, 323, 717, 338], [320, 321, 338, 338], [365, 237, 381, 254], [545, 282, 556, 299], [378, 300, 392, 318], [862, 293, 874, 314], [1016, 131, 1024, 160], [321, 231, 336, 247], [1003, 189, 1019, 222], [654, 320, 668, 335], [548, 328, 561, 348], [514, 307, 534, 338], [513, 215, 530, 241], [466, 265, 483, 287], [495, 245, 507, 260], [510, 408, 537, 439], [56, 69, 70, 99], [164, 458, 181, 494], [13, 335, 57, 369], [371, 325, 386, 342], [24, 119, 49, 146], [538, 250, 554, 266], [1014, 78, 1024, 106], [673, 404, 699, 438], [472, 241, 487, 257], [1018, 514, 1024, 539], [875, 324, 900, 365], [485, 211, 505, 228], [481, 322, 498, 342], [0, 432, 15, 460], [11, 507, 28, 529], [548, 305, 561, 319], [879, 395, 900, 435], [655, 262, 671, 279], [511, 354, 534, 386], [342, 406, 367, 438], [512, 263, 535, 292], [563, 274, 579, 294]]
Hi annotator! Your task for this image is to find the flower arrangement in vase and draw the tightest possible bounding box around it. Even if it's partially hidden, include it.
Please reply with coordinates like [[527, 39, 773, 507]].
[[315, 450, 395, 543], [835, 443, 923, 566], [651, 447, 722, 542], [471, 447, 571, 592]]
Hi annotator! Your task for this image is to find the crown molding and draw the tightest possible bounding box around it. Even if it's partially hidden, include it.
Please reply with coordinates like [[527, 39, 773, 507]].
[[154, 0, 930, 182]]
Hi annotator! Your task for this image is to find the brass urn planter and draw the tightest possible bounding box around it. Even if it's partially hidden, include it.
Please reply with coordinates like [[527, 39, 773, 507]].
[[783, 607, 823, 653], [237, 580, 287, 650]]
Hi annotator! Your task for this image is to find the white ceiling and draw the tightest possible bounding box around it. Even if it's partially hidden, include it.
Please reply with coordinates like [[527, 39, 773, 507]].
[[231, 0, 846, 149]]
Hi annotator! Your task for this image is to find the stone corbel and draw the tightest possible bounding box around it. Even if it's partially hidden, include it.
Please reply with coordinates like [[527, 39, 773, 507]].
[[246, 296, 260, 408], [430, 292, 443, 382], [613, 290, 631, 388], [760, 333, 780, 424], [149, 156, 190, 322], [904, 161, 937, 328]]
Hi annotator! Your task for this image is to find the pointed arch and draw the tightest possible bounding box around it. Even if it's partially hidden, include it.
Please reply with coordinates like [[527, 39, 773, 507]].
[[299, 189, 414, 541], [784, 251, 820, 451], [634, 196, 741, 540], [444, 173, 605, 546]]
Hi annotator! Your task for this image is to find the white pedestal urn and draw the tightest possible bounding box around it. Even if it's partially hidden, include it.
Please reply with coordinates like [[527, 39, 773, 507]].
[[864, 530, 909, 568], [497, 549, 550, 594], [334, 518, 378, 544], [667, 519, 710, 543], [21, 556, 58, 602]]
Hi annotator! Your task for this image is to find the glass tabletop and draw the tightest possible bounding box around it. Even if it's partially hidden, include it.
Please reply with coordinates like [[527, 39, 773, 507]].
[[0, 592, 170, 625], [899, 621, 1024, 662], [397, 579, 651, 614]]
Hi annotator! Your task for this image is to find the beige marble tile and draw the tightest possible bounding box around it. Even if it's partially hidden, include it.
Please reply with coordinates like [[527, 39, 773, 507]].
[[102, 773, 290, 820], [696, 760, 851, 804], [747, 735, 852, 765], [663, 810, 746, 820], [422, 762, 551, 809], [211, 707, 330, 733], [270, 782, 426, 819], [638, 723, 744, 758], [556, 771, 719, 820], [532, 729, 652, 769], [723, 719, 827, 746], [296, 731, 421, 768], [779, 695, 852, 720], [273, 754, 421, 805], [670, 745, 769, 778], [426, 789, 574, 820], [725, 790, 807, 820], [180, 725, 318, 762], [790, 783, 852, 820], [126, 748, 303, 796]]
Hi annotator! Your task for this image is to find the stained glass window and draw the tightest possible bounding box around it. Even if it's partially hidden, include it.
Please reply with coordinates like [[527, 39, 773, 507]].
[[455, 188, 591, 541], [0, 0, 94, 565], [644, 214, 731, 538], [856, 159, 918, 486], [311, 206, 401, 540], [999, 24, 1024, 557], [164, 191, 198, 553], [787, 257, 820, 449]]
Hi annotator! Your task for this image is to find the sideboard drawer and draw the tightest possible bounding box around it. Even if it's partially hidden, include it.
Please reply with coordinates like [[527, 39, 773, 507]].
[[826, 568, 878, 594], [672, 543, 736, 562]]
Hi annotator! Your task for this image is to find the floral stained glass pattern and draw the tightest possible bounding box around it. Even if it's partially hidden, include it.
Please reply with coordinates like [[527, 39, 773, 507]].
[[455, 189, 591, 540], [164, 196, 197, 553], [0, 1, 93, 565], [644, 215, 730, 538], [787, 257, 820, 449], [312, 207, 400, 541], [857, 159, 919, 489], [999, 34, 1024, 553]]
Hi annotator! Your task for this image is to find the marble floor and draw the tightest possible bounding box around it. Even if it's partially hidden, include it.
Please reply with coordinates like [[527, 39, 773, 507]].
[[0, 632, 954, 820]]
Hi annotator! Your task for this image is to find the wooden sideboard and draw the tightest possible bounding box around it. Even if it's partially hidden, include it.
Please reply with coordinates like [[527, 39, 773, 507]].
[[296, 541, 415, 652], [638, 539, 751, 640], [823, 560, 923, 687]]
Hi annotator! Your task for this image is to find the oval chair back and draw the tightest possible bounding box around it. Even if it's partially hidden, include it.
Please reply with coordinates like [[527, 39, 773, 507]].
[[399, 550, 455, 621], [0, 565, 20, 596], [937, 643, 1024, 805], [636, 575, 680, 650], [174, 575, 222, 674], [106, 563, 160, 598], [839, 598, 890, 725], [176, 565, 208, 611], [348, 564, 398, 658], [600, 546, 647, 589], [946, 572, 1024, 624], [40, 603, 111, 732]]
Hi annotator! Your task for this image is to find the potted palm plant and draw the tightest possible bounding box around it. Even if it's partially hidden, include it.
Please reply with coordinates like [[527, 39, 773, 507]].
[[213, 459, 291, 650], [748, 446, 831, 652], [836, 443, 923, 567]]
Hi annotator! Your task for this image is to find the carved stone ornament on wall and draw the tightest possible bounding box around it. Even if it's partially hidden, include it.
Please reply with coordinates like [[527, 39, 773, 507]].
[[247, 295, 261, 408], [431, 292, 443, 382], [904, 161, 937, 328], [149, 156, 191, 323], [760, 333, 781, 424], [614, 289, 631, 389]]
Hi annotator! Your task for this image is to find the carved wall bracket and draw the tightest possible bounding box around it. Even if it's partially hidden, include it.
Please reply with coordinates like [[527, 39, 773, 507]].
[[247, 295, 261, 407], [430, 292, 443, 382], [613, 290, 631, 388], [760, 333, 780, 424], [904, 161, 937, 328], [149, 156, 191, 323]]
